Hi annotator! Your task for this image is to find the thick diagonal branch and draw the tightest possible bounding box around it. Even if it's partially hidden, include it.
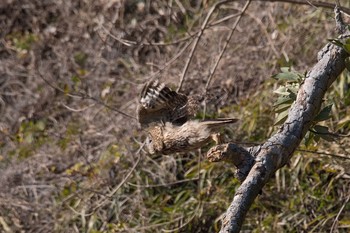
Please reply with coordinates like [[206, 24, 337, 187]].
[[215, 14, 350, 233]]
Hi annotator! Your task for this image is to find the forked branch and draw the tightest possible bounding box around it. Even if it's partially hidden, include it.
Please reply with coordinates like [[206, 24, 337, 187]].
[[207, 6, 350, 233]]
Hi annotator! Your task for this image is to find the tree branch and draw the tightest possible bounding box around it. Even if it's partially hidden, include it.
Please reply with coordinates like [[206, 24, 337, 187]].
[[258, 0, 350, 15], [177, 0, 236, 92], [207, 7, 350, 233], [207, 143, 258, 182]]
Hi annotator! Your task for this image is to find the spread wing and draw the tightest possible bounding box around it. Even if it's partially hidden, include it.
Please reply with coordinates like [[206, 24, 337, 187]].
[[137, 80, 193, 128]]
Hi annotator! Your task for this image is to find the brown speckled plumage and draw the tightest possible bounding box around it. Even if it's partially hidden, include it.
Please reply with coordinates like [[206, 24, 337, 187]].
[[137, 80, 238, 155]]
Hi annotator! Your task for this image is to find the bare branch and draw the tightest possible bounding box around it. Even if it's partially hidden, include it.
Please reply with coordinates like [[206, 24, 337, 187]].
[[297, 149, 350, 160], [330, 193, 350, 232], [257, 0, 350, 15], [211, 10, 350, 233], [37, 67, 137, 120], [177, 0, 236, 92], [204, 0, 252, 91], [207, 143, 257, 182]]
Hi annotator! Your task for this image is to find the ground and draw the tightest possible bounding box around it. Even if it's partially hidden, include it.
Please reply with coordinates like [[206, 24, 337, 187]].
[[0, 0, 350, 232]]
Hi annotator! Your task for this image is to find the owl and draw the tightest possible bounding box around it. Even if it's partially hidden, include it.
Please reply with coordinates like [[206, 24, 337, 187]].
[[137, 80, 238, 155]]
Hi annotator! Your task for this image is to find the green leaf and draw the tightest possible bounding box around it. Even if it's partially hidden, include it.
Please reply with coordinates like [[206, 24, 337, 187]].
[[328, 38, 344, 47], [329, 38, 350, 54], [312, 125, 334, 141], [337, 115, 350, 129], [274, 109, 289, 125], [280, 67, 291, 73], [313, 125, 329, 134], [274, 103, 291, 113], [272, 67, 304, 82], [184, 165, 199, 178], [174, 190, 190, 204], [344, 38, 350, 53], [274, 95, 294, 106], [344, 43, 350, 54], [274, 86, 289, 95], [286, 84, 299, 95], [314, 104, 332, 122], [304, 131, 314, 147], [345, 57, 350, 72], [272, 72, 300, 82], [319, 133, 334, 142]]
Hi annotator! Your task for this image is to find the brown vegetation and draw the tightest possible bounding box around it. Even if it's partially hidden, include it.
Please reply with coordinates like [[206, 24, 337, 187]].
[[0, 0, 349, 232]]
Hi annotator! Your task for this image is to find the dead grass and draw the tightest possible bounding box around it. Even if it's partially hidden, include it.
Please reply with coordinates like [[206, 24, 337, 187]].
[[0, 0, 349, 232]]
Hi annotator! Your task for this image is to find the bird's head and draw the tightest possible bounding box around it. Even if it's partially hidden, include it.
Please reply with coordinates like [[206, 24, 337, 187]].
[[145, 126, 164, 155]]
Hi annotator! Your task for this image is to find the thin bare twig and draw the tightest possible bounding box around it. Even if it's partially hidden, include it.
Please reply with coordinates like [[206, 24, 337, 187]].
[[225, 5, 279, 57], [162, 203, 202, 233], [146, 40, 193, 81], [133, 216, 184, 231], [177, 0, 234, 92], [204, 0, 252, 91], [232, 141, 350, 161], [37, 68, 137, 120], [127, 177, 199, 188], [93, 150, 143, 208], [102, 13, 242, 48], [257, 0, 350, 15], [297, 149, 350, 160], [309, 129, 350, 137], [330, 193, 350, 232], [81, 143, 145, 216]]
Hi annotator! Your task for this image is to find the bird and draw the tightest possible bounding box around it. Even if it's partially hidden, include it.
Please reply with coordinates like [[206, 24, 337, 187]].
[[137, 80, 200, 128], [137, 80, 238, 155]]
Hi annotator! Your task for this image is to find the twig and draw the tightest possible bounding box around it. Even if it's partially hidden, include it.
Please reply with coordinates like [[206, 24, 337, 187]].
[[133, 216, 184, 231], [146, 40, 193, 81], [335, 0, 346, 34], [225, 5, 279, 57], [177, 0, 234, 92], [60, 102, 95, 112], [257, 0, 350, 15], [162, 203, 201, 233], [103, 13, 242, 48], [61, 144, 143, 217], [127, 177, 199, 188], [205, 1, 252, 92], [225, 141, 350, 160], [99, 0, 350, 50], [298, 149, 350, 160], [100, 26, 136, 46], [0, 217, 12, 233], [91, 145, 143, 212], [37, 68, 137, 120], [330, 193, 350, 232], [309, 129, 350, 137]]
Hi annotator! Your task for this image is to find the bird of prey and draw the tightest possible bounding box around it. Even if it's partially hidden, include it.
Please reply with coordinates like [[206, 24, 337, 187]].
[[137, 80, 238, 155]]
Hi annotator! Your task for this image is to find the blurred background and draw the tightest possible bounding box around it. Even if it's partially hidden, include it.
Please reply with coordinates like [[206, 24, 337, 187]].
[[0, 0, 349, 232]]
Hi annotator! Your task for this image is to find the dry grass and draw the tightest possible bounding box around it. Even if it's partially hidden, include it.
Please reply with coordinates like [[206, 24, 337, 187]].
[[0, 0, 349, 232]]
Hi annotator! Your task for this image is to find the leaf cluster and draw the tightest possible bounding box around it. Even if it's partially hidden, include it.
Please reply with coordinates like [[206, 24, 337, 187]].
[[272, 67, 335, 147]]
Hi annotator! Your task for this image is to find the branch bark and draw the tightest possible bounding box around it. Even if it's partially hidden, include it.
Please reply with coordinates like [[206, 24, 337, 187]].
[[207, 7, 350, 233]]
